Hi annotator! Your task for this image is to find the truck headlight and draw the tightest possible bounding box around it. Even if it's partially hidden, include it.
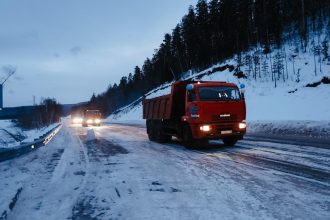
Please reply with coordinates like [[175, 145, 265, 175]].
[[239, 122, 247, 129], [73, 117, 83, 124], [200, 125, 211, 132], [95, 119, 101, 123], [87, 119, 93, 124]]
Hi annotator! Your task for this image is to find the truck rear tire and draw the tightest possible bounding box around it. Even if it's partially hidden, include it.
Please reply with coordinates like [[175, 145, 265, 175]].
[[155, 120, 171, 143], [146, 120, 156, 141], [148, 133, 155, 141], [223, 137, 238, 146]]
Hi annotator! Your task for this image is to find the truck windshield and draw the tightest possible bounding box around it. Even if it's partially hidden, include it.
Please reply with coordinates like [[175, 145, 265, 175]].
[[85, 111, 101, 117], [198, 86, 241, 101]]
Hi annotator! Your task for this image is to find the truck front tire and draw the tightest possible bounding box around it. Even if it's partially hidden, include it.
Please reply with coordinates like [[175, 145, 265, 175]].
[[222, 137, 238, 146], [183, 125, 196, 148], [183, 126, 209, 149]]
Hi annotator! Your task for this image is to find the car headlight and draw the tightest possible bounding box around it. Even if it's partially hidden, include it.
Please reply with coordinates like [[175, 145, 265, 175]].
[[95, 119, 101, 123], [200, 125, 211, 132], [87, 119, 93, 124], [239, 122, 247, 129]]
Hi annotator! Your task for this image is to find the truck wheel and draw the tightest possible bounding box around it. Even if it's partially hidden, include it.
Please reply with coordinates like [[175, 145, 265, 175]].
[[146, 120, 156, 141], [158, 134, 171, 143], [155, 120, 171, 143], [148, 133, 154, 141], [198, 139, 209, 146], [223, 137, 238, 146]]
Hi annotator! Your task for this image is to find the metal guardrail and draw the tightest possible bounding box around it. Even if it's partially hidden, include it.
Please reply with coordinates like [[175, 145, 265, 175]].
[[0, 124, 63, 162]]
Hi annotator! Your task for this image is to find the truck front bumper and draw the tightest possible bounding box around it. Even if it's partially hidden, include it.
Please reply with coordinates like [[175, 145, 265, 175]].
[[191, 122, 246, 140]]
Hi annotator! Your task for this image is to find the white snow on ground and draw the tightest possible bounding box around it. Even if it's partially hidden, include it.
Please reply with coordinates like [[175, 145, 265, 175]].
[[0, 120, 59, 149], [0, 125, 88, 220], [91, 124, 330, 219], [1, 121, 329, 219], [106, 45, 330, 134]]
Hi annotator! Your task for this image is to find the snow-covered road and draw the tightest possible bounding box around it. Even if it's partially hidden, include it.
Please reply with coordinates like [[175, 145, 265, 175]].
[[1, 123, 329, 220]]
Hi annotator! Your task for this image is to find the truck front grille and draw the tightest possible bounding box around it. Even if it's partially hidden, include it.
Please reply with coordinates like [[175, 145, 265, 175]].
[[215, 123, 237, 132], [211, 114, 237, 122]]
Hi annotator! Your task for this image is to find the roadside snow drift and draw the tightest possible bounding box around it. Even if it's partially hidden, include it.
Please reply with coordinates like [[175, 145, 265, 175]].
[[0, 120, 60, 149]]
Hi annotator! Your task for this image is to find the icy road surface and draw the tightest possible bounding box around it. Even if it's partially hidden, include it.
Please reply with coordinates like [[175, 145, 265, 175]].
[[0, 123, 329, 220]]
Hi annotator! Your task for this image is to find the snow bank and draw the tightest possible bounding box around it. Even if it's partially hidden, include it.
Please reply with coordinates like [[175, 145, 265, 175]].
[[0, 120, 60, 149], [248, 120, 330, 138]]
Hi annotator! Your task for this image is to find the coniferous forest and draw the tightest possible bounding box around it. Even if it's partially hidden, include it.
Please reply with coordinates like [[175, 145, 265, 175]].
[[87, 0, 330, 116]]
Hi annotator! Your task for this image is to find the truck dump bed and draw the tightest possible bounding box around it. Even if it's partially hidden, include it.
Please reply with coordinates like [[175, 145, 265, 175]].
[[143, 81, 189, 120], [143, 94, 171, 119]]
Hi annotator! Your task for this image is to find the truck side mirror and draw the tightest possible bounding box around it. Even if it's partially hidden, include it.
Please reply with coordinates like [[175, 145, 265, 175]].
[[240, 84, 245, 99], [186, 84, 194, 91]]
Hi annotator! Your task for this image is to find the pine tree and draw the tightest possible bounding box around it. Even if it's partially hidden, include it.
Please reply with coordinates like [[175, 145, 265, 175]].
[[312, 40, 320, 76], [273, 51, 285, 82], [208, 0, 221, 62], [171, 25, 186, 74], [181, 6, 197, 70], [322, 40, 329, 61], [261, 57, 269, 78], [314, 44, 322, 73], [196, 0, 210, 68], [291, 54, 297, 76], [244, 54, 253, 77], [236, 53, 243, 71], [296, 68, 301, 83], [253, 50, 261, 79]]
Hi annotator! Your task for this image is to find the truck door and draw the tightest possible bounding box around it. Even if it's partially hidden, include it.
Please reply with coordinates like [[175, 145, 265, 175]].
[[186, 89, 198, 118]]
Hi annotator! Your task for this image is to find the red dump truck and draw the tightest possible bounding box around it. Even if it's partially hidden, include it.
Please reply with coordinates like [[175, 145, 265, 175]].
[[143, 80, 246, 147]]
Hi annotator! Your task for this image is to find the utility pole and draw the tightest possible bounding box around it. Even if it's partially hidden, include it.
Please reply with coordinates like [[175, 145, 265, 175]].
[[0, 84, 3, 110], [0, 65, 16, 110]]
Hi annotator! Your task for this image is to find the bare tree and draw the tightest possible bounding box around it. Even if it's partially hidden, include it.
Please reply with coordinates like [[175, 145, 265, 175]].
[[1, 65, 17, 85], [0, 65, 17, 109]]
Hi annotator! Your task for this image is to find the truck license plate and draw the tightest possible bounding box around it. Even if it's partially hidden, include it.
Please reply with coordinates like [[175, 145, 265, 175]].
[[221, 130, 232, 134]]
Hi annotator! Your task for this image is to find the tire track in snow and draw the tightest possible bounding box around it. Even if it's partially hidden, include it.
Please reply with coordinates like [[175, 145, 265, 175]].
[[84, 124, 330, 219]]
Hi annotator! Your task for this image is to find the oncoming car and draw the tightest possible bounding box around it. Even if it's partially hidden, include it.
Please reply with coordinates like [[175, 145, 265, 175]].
[[82, 110, 102, 127]]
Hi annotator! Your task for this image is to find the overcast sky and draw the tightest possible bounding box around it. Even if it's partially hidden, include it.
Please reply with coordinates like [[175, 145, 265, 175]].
[[0, 0, 197, 107]]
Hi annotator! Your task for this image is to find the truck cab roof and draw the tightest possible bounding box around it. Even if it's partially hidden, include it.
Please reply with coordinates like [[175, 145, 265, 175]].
[[190, 81, 238, 88], [173, 80, 237, 87], [84, 110, 101, 117]]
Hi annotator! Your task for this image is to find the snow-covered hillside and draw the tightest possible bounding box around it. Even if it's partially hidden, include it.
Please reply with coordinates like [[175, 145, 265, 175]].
[[107, 40, 330, 136]]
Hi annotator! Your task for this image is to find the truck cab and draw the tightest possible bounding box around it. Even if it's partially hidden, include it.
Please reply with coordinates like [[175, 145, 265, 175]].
[[183, 81, 246, 146], [82, 110, 102, 127]]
